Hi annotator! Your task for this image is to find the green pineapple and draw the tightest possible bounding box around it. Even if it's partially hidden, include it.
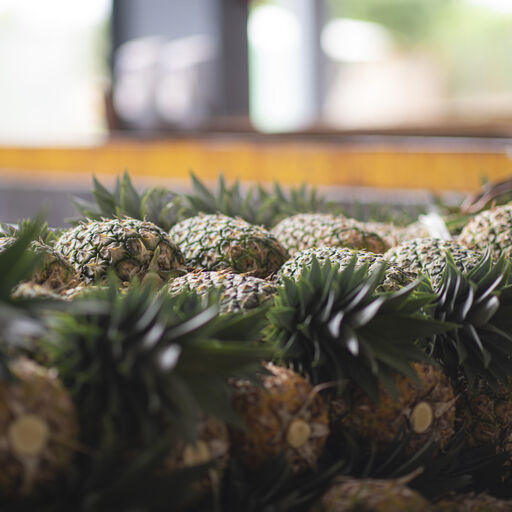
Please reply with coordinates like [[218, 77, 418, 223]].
[[458, 205, 512, 260], [309, 476, 431, 512], [271, 213, 390, 257], [169, 213, 289, 278], [267, 258, 455, 452], [55, 217, 185, 285], [276, 246, 415, 292], [167, 270, 277, 313], [384, 238, 483, 289], [230, 362, 329, 474]]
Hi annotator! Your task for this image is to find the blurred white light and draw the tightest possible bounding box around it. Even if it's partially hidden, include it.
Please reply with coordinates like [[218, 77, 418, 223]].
[[466, 0, 512, 12], [248, 4, 301, 53], [321, 18, 392, 63]]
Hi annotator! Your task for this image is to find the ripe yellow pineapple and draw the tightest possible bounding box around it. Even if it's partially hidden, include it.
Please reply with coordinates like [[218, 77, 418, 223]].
[[332, 364, 456, 453], [230, 363, 329, 473], [0, 358, 78, 495]]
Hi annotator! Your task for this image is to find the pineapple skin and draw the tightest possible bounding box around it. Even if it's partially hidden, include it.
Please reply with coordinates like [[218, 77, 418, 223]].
[[0, 358, 78, 495], [270, 213, 390, 257], [384, 238, 482, 289], [310, 476, 432, 512], [169, 214, 289, 278], [167, 270, 277, 313], [457, 381, 512, 455], [458, 205, 512, 260], [276, 246, 415, 291], [230, 363, 329, 473], [56, 218, 185, 284], [364, 220, 430, 248], [332, 364, 456, 453], [435, 492, 512, 511]]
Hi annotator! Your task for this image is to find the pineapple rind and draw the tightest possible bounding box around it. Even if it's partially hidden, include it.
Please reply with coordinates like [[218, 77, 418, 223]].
[[271, 213, 389, 256], [276, 246, 415, 291], [384, 238, 482, 289], [457, 381, 512, 455], [55, 218, 185, 284], [458, 205, 512, 261], [169, 214, 289, 278], [230, 363, 329, 474], [332, 364, 455, 453], [168, 270, 277, 313]]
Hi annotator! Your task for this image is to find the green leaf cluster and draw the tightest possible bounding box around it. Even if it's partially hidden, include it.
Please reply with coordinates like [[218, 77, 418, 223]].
[[43, 279, 270, 448], [266, 257, 450, 401], [424, 251, 512, 389]]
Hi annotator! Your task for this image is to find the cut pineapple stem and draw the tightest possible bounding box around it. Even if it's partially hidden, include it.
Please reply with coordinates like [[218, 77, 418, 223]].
[[286, 419, 312, 448], [8, 414, 50, 457], [183, 440, 212, 466], [410, 402, 433, 434]]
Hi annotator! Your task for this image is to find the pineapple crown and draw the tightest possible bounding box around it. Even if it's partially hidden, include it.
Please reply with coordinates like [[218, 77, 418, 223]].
[[43, 278, 270, 448], [70, 171, 187, 231], [265, 257, 451, 401], [71, 170, 334, 231], [423, 250, 512, 389]]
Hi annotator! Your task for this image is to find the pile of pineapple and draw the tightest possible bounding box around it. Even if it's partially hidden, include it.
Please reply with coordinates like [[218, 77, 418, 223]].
[[2, 172, 512, 511]]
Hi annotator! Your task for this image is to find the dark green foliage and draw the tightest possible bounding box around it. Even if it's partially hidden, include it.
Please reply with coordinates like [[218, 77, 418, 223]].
[[43, 279, 270, 448], [424, 251, 512, 389], [266, 257, 453, 401], [0, 435, 211, 512], [0, 220, 46, 380], [0, 218, 63, 245]]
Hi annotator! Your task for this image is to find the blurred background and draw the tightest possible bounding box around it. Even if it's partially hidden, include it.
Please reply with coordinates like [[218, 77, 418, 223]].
[[0, 0, 512, 223]]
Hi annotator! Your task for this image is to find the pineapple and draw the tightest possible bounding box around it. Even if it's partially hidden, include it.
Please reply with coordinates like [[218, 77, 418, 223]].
[[310, 476, 431, 512], [169, 213, 289, 278], [271, 213, 390, 256], [458, 205, 512, 260], [230, 363, 329, 474], [167, 270, 277, 313], [55, 217, 185, 285], [435, 492, 512, 511], [384, 238, 483, 289], [0, 358, 78, 495], [364, 220, 430, 248], [332, 363, 456, 453], [457, 380, 512, 455], [275, 246, 415, 292]]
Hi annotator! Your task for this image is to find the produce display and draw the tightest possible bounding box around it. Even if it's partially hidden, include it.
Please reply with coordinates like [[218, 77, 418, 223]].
[[2, 171, 512, 511]]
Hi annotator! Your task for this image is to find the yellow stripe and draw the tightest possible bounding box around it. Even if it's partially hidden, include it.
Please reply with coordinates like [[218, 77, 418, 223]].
[[0, 138, 510, 192]]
